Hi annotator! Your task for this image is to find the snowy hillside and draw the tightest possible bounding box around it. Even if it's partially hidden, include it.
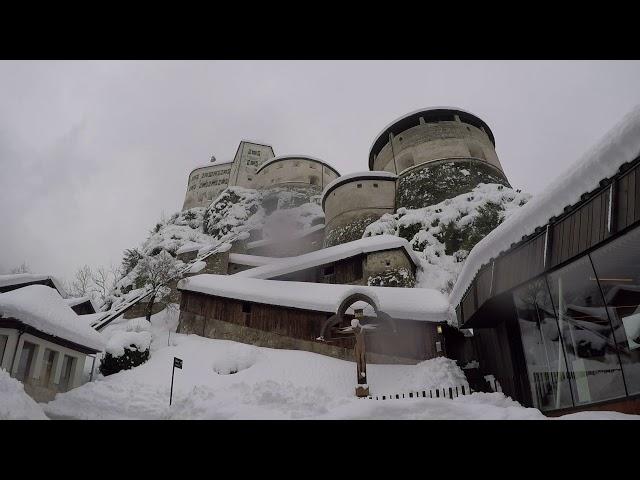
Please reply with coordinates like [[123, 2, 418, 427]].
[[103, 186, 324, 312], [364, 183, 531, 293]]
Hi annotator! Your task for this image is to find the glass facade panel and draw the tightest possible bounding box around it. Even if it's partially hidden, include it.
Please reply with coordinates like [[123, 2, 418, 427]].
[[58, 354, 75, 391], [547, 256, 626, 405], [590, 225, 640, 395], [41, 349, 56, 387], [514, 279, 573, 410]]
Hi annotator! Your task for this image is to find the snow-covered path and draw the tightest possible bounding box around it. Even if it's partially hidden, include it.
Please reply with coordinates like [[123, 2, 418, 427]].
[[31, 308, 637, 420]]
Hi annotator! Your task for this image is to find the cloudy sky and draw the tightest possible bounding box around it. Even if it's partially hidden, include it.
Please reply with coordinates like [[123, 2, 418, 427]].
[[1, 60, 640, 281]]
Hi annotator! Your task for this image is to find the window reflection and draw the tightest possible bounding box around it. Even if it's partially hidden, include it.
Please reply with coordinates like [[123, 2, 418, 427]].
[[590, 226, 640, 395], [514, 279, 573, 410], [547, 256, 626, 405]]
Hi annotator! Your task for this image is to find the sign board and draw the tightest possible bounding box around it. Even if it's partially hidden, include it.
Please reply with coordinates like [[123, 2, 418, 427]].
[[174, 357, 183, 369]]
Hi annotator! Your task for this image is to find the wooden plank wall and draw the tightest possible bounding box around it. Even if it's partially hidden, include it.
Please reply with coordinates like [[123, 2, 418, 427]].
[[334, 255, 364, 284], [493, 232, 546, 296], [549, 188, 610, 267], [180, 291, 440, 360], [616, 163, 640, 231]]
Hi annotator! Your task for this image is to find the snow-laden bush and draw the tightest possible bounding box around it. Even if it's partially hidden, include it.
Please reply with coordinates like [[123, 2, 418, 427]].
[[99, 331, 152, 376], [364, 183, 531, 292]]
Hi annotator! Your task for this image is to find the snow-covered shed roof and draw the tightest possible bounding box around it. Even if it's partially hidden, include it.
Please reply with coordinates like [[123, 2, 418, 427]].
[[0, 285, 105, 352], [450, 104, 640, 310], [256, 155, 340, 176], [236, 234, 419, 280], [246, 224, 325, 250], [178, 274, 448, 322], [369, 107, 496, 169], [321, 171, 397, 210], [228, 254, 277, 267], [0, 273, 67, 297]]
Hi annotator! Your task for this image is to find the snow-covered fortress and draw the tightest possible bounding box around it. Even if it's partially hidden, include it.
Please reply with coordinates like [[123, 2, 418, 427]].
[[182, 107, 511, 249], [173, 107, 513, 365]]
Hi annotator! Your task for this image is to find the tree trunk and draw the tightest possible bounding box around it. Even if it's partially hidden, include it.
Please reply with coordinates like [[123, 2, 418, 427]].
[[146, 294, 156, 322]]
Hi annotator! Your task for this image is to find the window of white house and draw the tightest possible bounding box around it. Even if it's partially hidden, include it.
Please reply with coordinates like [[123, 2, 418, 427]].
[[58, 354, 75, 391], [41, 349, 57, 387], [0, 334, 8, 365], [16, 341, 36, 381]]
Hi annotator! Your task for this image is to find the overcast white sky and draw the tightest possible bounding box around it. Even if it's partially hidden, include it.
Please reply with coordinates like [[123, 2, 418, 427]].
[[1, 60, 640, 282]]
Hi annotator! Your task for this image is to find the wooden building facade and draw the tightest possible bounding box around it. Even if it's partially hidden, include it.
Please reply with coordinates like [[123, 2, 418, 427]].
[[178, 289, 445, 364]]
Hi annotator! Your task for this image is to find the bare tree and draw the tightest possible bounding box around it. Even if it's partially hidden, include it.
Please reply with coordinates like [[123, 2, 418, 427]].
[[136, 251, 181, 321], [92, 266, 114, 304], [10, 261, 31, 274], [70, 265, 94, 298]]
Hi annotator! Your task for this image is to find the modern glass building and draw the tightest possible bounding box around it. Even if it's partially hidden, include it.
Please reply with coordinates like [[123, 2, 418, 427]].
[[451, 130, 640, 414]]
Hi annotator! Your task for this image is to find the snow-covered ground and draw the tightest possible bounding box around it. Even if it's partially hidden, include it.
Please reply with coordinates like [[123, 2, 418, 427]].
[[0, 368, 49, 420], [35, 307, 638, 420]]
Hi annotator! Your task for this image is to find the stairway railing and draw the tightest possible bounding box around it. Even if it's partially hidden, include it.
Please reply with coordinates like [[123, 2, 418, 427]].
[[91, 236, 239, 331]]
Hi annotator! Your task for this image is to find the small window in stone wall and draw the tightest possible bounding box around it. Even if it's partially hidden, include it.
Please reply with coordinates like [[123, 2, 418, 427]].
[[247, 177, 253, 181], [357, 184, 362, 188], [386, 260, 391, 266], [373, 183, 378, 188]]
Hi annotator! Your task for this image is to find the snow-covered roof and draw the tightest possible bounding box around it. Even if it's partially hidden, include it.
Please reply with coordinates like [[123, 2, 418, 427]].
[[228, 254, 277, 267], [368, 107, 496, 168], [178, 274, 448, 322], [240, 139, 274, 148], [0, 273, 67, 297], [450, 104, 640, 310], [246, 224, 325, 250], [0, 285, 105, 351], [256, 155, 340, 176], [188, 161, 234, 177], [321, 171, 397, 209], [236, 235, 419, 280]]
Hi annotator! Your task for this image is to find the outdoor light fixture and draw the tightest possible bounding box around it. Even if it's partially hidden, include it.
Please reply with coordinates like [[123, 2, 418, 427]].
[[437, 325, 443, 334]]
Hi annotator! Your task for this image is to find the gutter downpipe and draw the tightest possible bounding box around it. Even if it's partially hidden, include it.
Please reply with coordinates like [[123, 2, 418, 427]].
[[10, 326, 26, 376]]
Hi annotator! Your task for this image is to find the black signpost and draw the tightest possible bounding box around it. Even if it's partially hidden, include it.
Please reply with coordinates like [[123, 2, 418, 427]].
[[170, 357, 183, 406]]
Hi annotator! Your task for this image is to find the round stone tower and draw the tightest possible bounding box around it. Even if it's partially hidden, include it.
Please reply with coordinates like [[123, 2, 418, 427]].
[[255, 154, 340, 192], [322, 172, 397, 247], [369, 107, 510, 209]]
